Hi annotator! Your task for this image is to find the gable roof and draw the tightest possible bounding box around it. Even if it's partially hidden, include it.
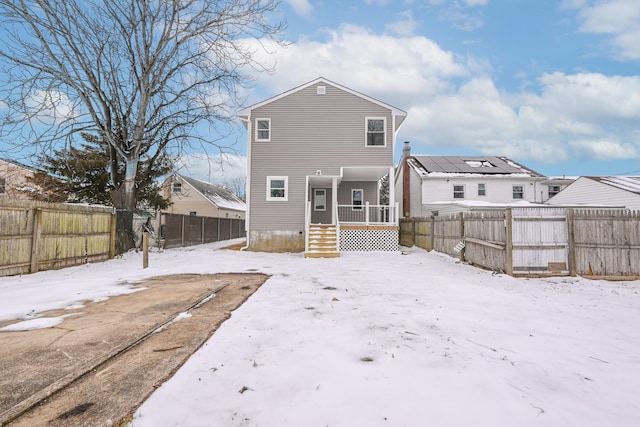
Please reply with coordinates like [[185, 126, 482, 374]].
[[238, 77, 407, 128], [409, 155, 544, 178], [179, 175, 246, 212], [0, 157, 38, 173], [583, 176, 640, 196]]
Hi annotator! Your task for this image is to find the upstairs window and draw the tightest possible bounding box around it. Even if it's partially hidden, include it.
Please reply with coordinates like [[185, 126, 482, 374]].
[[548, 185, 561, 198], [256, 118, 271, 142], [0, 177, 5, 194], [513, 185, 524, 199], [366, 118, 386, 146], [453, 185, 465, 199], [171, 182, 182, 193], [267, 176, 288, 201], [478, 183, 486, 196]]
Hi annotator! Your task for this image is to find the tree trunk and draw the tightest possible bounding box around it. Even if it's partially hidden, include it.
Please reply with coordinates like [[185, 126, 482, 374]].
[[109, 157, 139, 253]]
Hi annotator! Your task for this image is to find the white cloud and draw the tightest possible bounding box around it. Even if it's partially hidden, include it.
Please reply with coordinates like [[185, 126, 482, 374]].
[[285, 0, 313, 16], [176, 153, 246, 188], [386, 10, 420, 37], [573, 0, 640, 60], [246, 24, 471, 107], [240, 25, 640, 166], [569, 139, 638, 160]]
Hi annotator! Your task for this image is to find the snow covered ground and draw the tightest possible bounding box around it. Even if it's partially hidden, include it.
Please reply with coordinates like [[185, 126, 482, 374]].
[[1, 240, 639, 426]]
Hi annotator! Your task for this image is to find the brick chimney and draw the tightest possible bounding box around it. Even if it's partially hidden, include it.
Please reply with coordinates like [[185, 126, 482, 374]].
[[402, 141, 411, 218]]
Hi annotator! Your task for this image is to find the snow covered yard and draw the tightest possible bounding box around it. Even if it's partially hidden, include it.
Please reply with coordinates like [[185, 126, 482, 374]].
[[1, 241, 639, 426]]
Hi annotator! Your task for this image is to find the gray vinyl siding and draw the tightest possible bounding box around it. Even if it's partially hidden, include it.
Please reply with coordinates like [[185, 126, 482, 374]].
[[337, 181, 379, 205], [249, 82, 395, 230]]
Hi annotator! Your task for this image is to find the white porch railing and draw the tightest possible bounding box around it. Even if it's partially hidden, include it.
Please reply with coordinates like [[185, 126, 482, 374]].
[[336, 202, 398, 225], [305, 201, 311, 252]]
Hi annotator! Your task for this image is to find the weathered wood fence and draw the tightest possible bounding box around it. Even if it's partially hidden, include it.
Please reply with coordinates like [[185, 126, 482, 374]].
[[0, 201, 115, 277], [161, 213, 245, 249], [400, 207, 640, 279]]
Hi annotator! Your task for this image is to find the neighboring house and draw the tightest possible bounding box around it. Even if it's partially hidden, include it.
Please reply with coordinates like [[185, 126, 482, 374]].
[[0, 158, 40, 201], [238, 77, 407, 256], [395, 144, 574, 217], [546, 176, 640, 210], [162, 174, 246, 219]]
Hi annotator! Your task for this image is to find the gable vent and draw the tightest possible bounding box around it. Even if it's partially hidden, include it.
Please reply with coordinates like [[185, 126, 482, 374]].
[[317, 86, 326, 95]]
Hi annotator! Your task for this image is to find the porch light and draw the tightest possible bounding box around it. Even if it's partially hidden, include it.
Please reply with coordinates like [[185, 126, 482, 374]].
[[316, 170, 322, 175]]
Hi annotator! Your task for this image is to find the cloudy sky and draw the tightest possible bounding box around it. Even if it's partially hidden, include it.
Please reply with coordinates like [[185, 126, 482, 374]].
[[196, 0, 639, 184]]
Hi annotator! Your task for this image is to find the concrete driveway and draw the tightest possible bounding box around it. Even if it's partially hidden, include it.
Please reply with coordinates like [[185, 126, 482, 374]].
[[0, 273, 268, 427]]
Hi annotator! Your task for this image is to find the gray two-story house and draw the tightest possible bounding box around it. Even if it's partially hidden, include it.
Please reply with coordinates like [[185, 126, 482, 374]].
[[239, 77, 407, 256]]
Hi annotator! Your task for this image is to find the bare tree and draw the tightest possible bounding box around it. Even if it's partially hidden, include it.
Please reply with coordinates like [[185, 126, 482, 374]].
[[225, 176, 247, 199], [0, 0, 283, 223]]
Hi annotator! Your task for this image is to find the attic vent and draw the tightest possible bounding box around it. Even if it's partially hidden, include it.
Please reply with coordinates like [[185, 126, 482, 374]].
[[317, 86, 326, 95], [465, 160, 495, 168]]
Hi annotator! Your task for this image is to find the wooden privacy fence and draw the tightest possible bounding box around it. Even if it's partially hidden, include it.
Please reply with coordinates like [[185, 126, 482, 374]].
[[0, 201, 115, 277], [400, 208, 640, 279], [161, 213, 245, 249]]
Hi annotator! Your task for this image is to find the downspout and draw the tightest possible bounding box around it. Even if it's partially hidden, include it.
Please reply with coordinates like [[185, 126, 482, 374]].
[[240, 115, 251, 251], [402, 141, 411, 218]]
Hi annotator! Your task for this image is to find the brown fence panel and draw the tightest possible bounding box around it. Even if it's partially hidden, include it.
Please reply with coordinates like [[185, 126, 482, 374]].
[[573, 209, 640, 278], [0, 200, 114, 277], [161, 213, 245, 249], [463, 211, 507, 272], [433, 215, 462, 257], [162, 213, 184, 249], [203, 217, 219, 243]]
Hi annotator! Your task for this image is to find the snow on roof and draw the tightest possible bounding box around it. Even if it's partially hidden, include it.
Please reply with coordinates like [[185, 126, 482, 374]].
[[589, 176, 640, 195], [408, 155, 543, 178], [180, 175, 246, 212]]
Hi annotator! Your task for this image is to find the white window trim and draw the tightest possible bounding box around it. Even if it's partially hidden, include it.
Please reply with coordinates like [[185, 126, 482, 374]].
[[255, 118, 271, 142], [171, 182, 182, 193], [352, 188, 363, 210], [453, 184, 465, 199], [266, 176, 288, 201], [314, 189, 326, 211], [478, 182, 487, 197], [512, 185, 524, 200], [365, 117, 387, 147]]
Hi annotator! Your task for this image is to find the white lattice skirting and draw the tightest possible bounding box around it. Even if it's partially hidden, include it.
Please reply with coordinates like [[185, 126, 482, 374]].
[[340, 227, 399, 251]]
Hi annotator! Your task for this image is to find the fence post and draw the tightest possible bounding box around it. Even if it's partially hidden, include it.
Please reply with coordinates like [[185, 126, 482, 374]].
[[109, 211, 117, 258], [505, 208, 513, 275], [429, 216, 435, 251], [181, 216, 185, 246], [142, 232, 149, 269], [459, 212, 465, 262], [567, 208, 577, 276], [202, 217, 205, 244], [30, 208, 43, 273]]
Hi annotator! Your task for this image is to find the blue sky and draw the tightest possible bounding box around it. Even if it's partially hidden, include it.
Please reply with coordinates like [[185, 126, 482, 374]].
[[2, 0, 640, 185], [189, 0, 638, 184]]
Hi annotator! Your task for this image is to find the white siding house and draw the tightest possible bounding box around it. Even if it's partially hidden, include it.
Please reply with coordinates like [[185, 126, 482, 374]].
[[546, 176, 640, 210], [395, 145, 573, 218]]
